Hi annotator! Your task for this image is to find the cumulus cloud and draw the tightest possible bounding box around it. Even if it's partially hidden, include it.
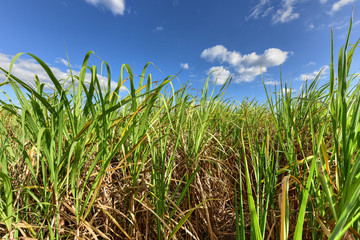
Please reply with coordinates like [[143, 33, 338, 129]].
[[180, 63, 189, 70], [236, 66, 267, 82], [206, 66, 232, 85], [330, 0, 354, 14], [242, 48, 288, 67], [85, 0, 126, 16], [282, 88, 295, 94], [201, 45, 289, 83], [0, 53, 122, 92], [201, 45, 229, 62], [298, 65, 329, 81], [247, 0, 299, 24]]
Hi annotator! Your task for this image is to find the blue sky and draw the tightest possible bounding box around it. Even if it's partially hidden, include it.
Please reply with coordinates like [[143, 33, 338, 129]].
[[1, 0, 360, 102]]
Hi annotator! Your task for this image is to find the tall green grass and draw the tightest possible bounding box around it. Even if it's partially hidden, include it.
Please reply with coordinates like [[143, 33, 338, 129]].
[[0, 14, 360, 240]]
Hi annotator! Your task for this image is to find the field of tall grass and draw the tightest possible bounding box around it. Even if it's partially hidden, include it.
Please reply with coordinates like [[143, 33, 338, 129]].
[[0, 15, 360, 240]]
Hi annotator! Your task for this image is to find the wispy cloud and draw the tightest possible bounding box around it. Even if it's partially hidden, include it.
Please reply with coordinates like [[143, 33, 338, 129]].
[[354, 20, 360, 25], [172, 0, 179, 6], [55, 58, 82, 69], [55, 58, 69, 67], [85, 0, 126, 16], [272, 0, 300, 24], [328, 19, 349, 30], [180, 63, 189, 70], [201, 45, 289, 84], [297, 65, 329, 81], [305, 61, 316, 67], [154, 26, 164, 32], [247, 0, 271, 20], [306, 22, 315, 30], [0, 53, 122, 91], [330, 0, 354, 14], [264, 80, 280, 85], [247, 0, 300, 24]]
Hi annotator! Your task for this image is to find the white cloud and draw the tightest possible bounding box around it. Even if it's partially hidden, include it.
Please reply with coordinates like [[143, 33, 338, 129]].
[[55, 58, 82, 69], [272, 0, 299, 24], [201, 45, 289, 83], [320, 0, 328, 3], [206, 66, 232, 85], [247, 0, 299, 24], [0, 53, 122, 92], [248, 0, 271, 19], [85, 0, 126, 16], [236, 65, 267, 82], [330, 0, 354, 14], [55, 58, 68, 67], [298, 65, 329, 81], [307, 23, 315, 30], [354, 20, 360, 25], [242, 48, 288, 67], [262, 7, 274, 17], [328, 19, 349, 30], [305, 61, 316, 67], [264, 80, 280, 85], [282, 88, 295, 94], [154, 26, 164, 32], [201, 45, 230, 62], [180, 63, 189, 70]]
